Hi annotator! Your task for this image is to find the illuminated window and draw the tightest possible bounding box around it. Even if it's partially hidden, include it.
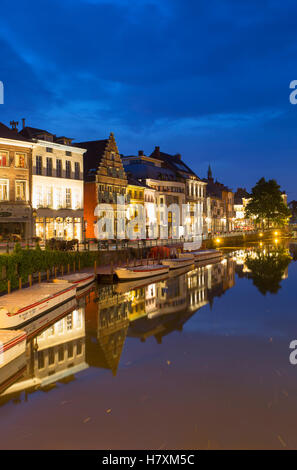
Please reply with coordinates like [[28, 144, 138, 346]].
[[15, 153, 26, 168], [65, 188, 72, 208], [0, 179, 8, 201], [15, 181, 26, 201], [46, 187, 53, 207], [0, 151, 8, 167]]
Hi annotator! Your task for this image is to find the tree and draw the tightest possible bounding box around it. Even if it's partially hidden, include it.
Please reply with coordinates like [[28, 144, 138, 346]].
[[245, 178, 291, 228]]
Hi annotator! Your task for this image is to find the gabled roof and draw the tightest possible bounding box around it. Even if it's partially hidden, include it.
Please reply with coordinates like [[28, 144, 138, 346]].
[[74, 140, 108, 181], [0, 122, 31, 142]]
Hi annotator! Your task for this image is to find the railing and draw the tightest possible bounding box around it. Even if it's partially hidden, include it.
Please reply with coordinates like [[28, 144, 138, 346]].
[[0, 229, 280, 253]]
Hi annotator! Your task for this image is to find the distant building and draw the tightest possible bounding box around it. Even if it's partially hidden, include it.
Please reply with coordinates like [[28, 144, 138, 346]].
[[234, 187, 252, 230], [123, 147, 206, 239], [203, 166, 235, 234]]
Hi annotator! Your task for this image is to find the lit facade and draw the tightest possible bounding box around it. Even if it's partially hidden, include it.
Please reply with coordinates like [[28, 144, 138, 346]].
[[29, 134, 85, 241], [0, 123, 34, 239]]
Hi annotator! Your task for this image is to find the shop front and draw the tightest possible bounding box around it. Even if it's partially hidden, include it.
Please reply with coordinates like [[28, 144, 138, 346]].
[[34, 209, 83, 241]]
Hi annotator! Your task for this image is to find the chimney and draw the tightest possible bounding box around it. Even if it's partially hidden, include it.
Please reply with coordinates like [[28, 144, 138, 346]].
[[138, 150, 144, 156], [154, 146, 160, 156], [22, 118, 26, 129], [10, 120, 19, 132], [175, 153, 181, 160]]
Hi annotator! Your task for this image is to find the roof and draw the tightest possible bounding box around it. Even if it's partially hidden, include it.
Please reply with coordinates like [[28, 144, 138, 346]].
[[124, 161, 178, 182], [150, 147, 201, 180], [0, 122, 31, 142], [19, 126, 54, 139], [74, 140, 108, 181]]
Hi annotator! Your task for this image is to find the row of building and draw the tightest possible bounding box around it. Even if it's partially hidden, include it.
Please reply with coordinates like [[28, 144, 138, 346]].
[[0, 119, 253, 242]]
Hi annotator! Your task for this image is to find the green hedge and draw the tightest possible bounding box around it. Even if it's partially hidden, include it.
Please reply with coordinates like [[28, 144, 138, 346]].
[[0, 245, 98, 294]]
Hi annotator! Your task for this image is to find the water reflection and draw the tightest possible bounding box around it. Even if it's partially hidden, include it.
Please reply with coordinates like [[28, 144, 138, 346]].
[[235, 246, 292, 295], [0, 246, 292, 405]]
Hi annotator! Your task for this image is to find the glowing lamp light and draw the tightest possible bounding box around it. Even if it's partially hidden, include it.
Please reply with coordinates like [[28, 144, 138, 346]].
[[215, 238, 221, 244], [274, 238, 279, 244], [274, 231, 278, 236], [259, 232, 263, 237]]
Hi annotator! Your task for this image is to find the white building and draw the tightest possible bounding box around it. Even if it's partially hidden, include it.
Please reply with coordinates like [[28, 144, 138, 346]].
[[20, 126, 85, 241]]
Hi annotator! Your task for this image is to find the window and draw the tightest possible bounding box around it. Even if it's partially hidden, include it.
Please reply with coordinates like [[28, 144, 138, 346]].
[[67, 342, 74, 358], [36, 185, 43, 207], [46, 147, 53, 153], [15, 153, 26, 168], [48, 348, 55, 365], [0, 179, 9, 201], [66, 313, 73, 330], [58, 345, 64, 362], [36, 156, 42, 175], [37, 351, 45, 369], [65, 188, 72, 208], [74, 162, 80, 179], [15, 181, 26, 201], [65, 161, 71, 178], [77, 340, 82, 355], [56, 159, 62, 177], [56, 188, 62, 209], [0, 151, 8, 167], [46, 187, 53, 207], [66, 151, 72, 157], [46, 157, 52, 176]]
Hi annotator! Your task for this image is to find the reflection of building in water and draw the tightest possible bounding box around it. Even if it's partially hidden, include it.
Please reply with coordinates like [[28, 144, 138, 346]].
[[205, 259, 235, 305], [186, 267, 208, 312], [0, 306, 87, 402], [86, 286, 129, 376], [128, 259, 236, 343]]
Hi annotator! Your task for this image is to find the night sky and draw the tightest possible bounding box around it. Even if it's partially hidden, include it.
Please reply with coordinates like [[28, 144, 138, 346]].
[[0, 0, 296, 198]]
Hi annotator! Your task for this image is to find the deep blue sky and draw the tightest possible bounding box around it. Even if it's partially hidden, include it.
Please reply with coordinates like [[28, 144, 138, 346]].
[[0, 0, 297, 198]]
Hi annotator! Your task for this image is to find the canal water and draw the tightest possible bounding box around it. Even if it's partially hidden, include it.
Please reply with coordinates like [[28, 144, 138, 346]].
[[0, 243, 297, 450]]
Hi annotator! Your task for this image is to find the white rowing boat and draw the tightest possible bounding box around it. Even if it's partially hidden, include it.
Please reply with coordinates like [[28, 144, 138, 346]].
[[0, 283, 77, 329], [161, 257, 195, 270], [115, 264, 169, 281], [0, 330, 27, 368], [53, 273, 96, 291]]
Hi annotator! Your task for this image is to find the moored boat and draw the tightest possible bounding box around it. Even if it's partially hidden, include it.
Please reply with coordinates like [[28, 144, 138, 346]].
[[161, 257, 195, 270], [0, 330, 27, 367], [115, 264, 169, 281], [53, 272, 96, 291], [0, 283, 77, 329], [192, 249, 222, 262], [0, 354, 26, 395]]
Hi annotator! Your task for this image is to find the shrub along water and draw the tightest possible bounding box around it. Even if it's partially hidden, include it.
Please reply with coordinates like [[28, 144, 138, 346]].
[[0, 243, 98, 294]]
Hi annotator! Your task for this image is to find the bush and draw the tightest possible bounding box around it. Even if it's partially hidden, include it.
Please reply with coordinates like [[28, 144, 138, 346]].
[[0, 246, 98, 294]]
